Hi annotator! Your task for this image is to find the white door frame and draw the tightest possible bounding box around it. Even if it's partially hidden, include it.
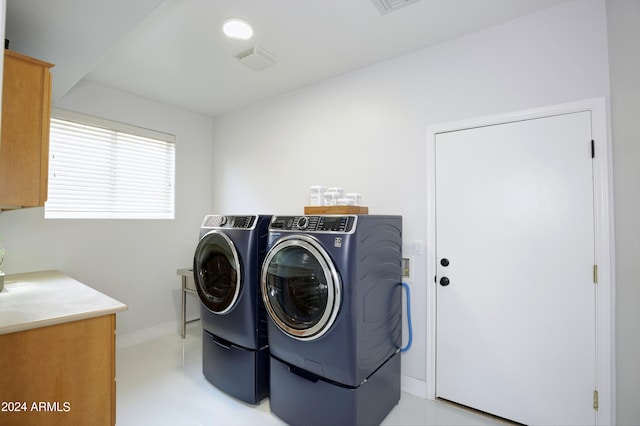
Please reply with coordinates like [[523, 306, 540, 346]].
[[425, 97, 615, 425]]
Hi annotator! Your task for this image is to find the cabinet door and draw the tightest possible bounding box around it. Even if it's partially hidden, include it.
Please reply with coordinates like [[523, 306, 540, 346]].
[[0, 51, 53, 208], [0, 315, 116, 426]]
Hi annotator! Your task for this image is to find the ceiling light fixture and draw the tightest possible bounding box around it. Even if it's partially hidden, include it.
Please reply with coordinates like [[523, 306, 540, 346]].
[[222, 18, 253, 40]]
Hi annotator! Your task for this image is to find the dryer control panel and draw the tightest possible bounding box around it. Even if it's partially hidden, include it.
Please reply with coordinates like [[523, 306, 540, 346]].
[[201, 215, 257, 229], [269, 215, 357, 233]]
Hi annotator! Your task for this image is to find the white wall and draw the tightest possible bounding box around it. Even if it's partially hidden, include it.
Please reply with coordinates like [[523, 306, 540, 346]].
[[211, 0, 611, 390], [0, 80, 214, 337], [606, 1, 640, 424]]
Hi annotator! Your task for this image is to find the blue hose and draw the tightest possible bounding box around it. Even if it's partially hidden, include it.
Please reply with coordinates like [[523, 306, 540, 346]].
[[400, 282, 413, 353]]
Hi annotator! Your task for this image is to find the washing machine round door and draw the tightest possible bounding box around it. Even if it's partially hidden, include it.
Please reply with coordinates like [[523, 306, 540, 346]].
[[193, 231, 241, 314], [261, 235, 341, 340]]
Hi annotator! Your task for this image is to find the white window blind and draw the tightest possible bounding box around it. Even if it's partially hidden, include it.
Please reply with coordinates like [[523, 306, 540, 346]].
[[46, 109, 175, 219]]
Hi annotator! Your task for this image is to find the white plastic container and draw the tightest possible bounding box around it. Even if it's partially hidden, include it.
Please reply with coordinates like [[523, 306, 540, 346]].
[[309, 186, 326, 206], [346, 193, 362, 206], [323, 191, 339, 206], [327, 187, 344, 198]]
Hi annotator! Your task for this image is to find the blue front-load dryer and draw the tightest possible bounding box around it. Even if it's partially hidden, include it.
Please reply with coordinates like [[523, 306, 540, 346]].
[[193, 214, 271, 404], [261, 214, 403, 425]]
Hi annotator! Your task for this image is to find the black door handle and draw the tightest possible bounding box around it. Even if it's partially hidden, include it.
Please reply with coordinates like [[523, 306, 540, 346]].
[[439, 277, 450, 286], [440, 258, 450, 267]]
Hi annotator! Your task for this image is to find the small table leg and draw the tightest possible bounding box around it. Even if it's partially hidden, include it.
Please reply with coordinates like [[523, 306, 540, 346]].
[[181, 275, 187, 338], [178, 268, 199, 338]]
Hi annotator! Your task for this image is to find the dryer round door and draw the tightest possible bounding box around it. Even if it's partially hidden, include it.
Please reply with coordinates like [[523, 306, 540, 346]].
[[193, 231, 242, 314], [261, 235, 341, 340]]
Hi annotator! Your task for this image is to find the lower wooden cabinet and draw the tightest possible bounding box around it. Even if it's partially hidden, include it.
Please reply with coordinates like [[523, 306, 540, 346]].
[[0, 315, 116, 426]]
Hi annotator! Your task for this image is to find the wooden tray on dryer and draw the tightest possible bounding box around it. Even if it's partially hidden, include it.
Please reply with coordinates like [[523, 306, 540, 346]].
[[303, 206, 369, 215]]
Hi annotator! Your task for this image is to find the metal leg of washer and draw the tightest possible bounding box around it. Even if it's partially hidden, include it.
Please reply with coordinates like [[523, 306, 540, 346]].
[[177, 268, 200, 338]]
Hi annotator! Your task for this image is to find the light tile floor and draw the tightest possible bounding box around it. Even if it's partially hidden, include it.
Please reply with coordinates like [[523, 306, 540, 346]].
[[116, 324, 507, 425]]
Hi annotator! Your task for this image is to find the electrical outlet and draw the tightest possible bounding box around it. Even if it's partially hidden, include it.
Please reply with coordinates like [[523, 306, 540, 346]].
[[402, 258, 410, 278]]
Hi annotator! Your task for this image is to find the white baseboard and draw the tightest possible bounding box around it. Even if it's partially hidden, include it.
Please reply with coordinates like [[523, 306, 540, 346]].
[[401, 375, 429, 399]]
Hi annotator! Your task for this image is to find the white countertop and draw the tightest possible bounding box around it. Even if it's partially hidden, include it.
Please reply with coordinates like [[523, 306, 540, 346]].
[[0, 270, 128, 335]]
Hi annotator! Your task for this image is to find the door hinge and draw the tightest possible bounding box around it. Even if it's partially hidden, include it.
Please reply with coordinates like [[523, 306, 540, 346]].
[[593, 390, 599, 411], [591, 140, 595, 158], [593, 265, 598, 284]]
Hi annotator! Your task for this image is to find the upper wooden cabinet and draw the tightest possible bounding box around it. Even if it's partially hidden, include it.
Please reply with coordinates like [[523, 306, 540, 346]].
[[0, 49, 54, 210]]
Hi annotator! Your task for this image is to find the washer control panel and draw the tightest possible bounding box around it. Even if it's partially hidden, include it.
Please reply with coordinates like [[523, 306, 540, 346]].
[[269, 215, 356, 233], [201, 215, 256, 229]]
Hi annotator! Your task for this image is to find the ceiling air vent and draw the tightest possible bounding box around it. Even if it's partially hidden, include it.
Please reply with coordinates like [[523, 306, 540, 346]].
[[235, 46, 277, 71], [371, 0, 419, 15]]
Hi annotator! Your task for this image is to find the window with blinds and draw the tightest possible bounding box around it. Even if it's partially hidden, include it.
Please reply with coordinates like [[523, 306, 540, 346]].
[[46, 109, 175, 219]]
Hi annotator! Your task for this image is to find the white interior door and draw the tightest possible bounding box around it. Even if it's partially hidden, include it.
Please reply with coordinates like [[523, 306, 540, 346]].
[[435, 112, 596, 425]]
